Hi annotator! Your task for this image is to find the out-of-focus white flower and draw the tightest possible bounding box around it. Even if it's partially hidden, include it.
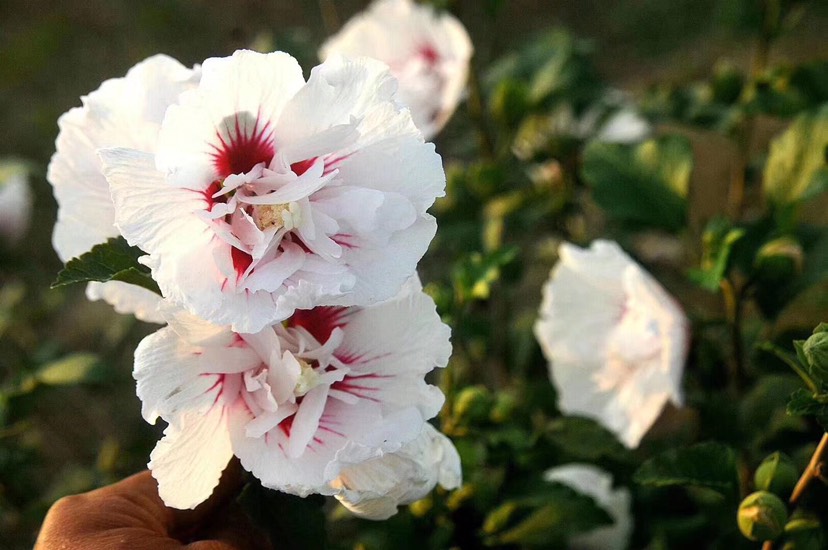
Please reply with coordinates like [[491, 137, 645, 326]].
[[48, 55, 199, 323], [101, 50, 445, 333], [544, 464, 632, 550], [0, 161, 32, 246], [320, 0, 473, 139], [134, 279, 452, 513], [330, 423, 461, 520], [534, 240, 688, 448], [595, 108, 650, 144]]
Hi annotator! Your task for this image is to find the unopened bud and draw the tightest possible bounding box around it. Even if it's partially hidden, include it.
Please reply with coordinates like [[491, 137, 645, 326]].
[[738, 491, 788, 542], [453, 386, 493, 425], [754, 452, 799, 497]]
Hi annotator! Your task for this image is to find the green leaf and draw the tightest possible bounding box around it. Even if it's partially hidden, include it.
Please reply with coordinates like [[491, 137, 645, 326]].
[[545, 416, 629, 461], [581, 135, 692, 232], [689, 217, 746, 291], [764, 104, 828, 207], [34, 353, 101, 386], [491, 483, 613, 546], [634, 441, 738, 496], [52, 237, 160, 295], [787, 389, 828, 430], [452, 247, 519, 303]]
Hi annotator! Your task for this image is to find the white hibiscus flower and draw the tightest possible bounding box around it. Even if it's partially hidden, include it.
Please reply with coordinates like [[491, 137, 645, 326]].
[[0, 161, 32, 247], [48, 54, 199, 323], [544, 464, 633, 550], [320, 0, 473, 139], [534, 240, 688, 448], [330, 422, 461, 520], [134, 279, 452, 513], [101, 50, 445, 333]]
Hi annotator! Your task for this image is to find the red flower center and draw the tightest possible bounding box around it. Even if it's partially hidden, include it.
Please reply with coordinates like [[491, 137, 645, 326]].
[[211, 112, 275, 178]]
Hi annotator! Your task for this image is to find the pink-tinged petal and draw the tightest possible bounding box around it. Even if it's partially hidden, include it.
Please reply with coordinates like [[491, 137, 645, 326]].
[[287, 385, 329, 458], [543, 464, 633, 550], [149, 407, 233, 510], [133, 326, 225, 424], [243, 243, 305, 293], [85, 281, 164, 324], [156, 50, 305, 187], [319, 0, 473, 138], [534, 239, 689, 449], [330, 423, 461, 520]]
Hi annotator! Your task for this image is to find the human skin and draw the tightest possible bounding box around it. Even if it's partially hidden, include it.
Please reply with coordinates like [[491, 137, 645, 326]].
[[34, 460, 271, 550]]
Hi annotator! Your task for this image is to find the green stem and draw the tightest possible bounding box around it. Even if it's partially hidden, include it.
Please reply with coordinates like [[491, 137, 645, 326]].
[[721, 278, 746, 392], [759, 342, 819, 394]]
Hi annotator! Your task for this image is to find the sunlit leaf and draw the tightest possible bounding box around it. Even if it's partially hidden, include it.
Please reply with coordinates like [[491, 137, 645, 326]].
[[581, 135, 692, 232], [764, 104, 828, 208], [35, 353, 101, 386]]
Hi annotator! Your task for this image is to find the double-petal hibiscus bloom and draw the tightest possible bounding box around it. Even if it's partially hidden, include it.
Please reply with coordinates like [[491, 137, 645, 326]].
[[534, 240, 689, 448], [50, 49, 459, 516], [99, 50, 445, 333], [321, 0, 473, 139], [137, 279, 457, 516]]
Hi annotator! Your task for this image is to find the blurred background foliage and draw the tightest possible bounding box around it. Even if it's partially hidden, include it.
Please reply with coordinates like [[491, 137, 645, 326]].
[[1, 0, 828, 548]]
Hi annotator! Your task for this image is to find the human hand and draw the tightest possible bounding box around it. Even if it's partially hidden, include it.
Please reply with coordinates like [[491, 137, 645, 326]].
[[35, 460, 271, 550]]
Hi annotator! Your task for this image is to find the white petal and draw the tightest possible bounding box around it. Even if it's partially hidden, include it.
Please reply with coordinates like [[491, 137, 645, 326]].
[[534, 239, 689, 448], [149, 407, 233, 510], [287, 384, 330, 458], [543, 464, 633, 550], [85, 281, 164, 324], [156, 50, 305, 187], [49, 54, 197, 261], [330, 423, 461, 520]]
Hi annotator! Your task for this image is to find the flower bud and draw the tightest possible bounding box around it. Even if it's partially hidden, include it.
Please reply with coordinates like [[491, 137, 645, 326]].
[[754, 452, 799, 497], [453, 385, 493, 425], [738, 491, 788, 542], [754, 237, 804, 282], [802, 325, 828, 379]]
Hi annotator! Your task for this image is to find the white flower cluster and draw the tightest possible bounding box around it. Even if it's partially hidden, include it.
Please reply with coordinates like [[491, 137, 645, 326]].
[[49, 46, 461, 518]]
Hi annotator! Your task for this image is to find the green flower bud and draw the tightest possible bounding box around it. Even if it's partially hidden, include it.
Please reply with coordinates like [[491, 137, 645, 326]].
[[754, 237, 804, 282], [754, 452, 799, 497], [489, 391, 518, 424], [453, 385, 493, 425], [802, 327, 828, 380], [738, 491, 788, 542]]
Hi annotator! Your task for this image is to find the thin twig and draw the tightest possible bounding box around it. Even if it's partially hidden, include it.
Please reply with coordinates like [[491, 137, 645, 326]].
[[790, 432, 828, 505]]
